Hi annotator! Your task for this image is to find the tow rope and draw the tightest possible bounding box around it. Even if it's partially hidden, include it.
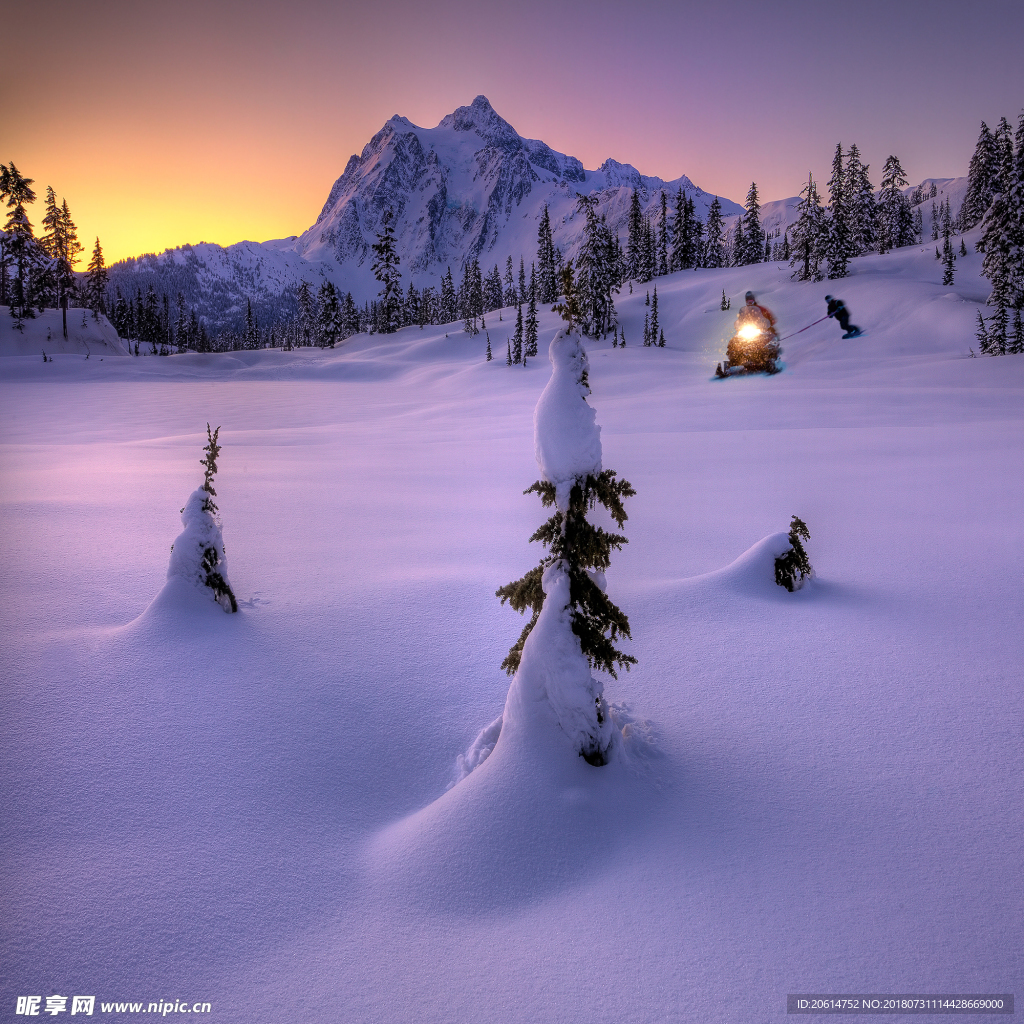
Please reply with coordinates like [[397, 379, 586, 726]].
[[779, 315, 830, 341]]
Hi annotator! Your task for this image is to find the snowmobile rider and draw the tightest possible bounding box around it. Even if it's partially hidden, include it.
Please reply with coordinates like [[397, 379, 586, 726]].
[[736, 290, 777, 338], [825, 296, 861, 338], [721, 291, 780, 374]]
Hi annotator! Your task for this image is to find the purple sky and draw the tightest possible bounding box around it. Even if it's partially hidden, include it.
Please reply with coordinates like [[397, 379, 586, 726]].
[[4, 0, 1022, 262]]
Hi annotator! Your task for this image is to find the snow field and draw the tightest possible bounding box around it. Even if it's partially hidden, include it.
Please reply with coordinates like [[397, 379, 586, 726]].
[[1, 239, 1022, 1023]]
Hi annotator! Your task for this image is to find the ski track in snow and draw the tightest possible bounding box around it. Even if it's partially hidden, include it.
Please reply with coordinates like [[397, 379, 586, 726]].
[[1, 238, 1022, 1023]]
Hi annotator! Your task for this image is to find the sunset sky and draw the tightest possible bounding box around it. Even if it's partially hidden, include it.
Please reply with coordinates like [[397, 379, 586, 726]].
[[4, 0, 1022, 265]]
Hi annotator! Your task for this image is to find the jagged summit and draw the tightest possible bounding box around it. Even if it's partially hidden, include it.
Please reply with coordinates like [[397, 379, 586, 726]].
[[298, 96, 740, 299]]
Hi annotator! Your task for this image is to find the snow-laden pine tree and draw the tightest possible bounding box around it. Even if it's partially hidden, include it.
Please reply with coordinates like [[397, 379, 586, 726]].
[[504, 255, 516, 307], [2, 163, 43, 319], [575, 194, 619, 338], [877, 156, 915, 253], [166, 425, 237, 613], [537, 205, 558, 304], [440, 267, 457, 325], [960, 122, 1000, 231], [845, 145, 876, 254], [512, 303, 523, 364], [740, 182, 763, 266], [495, 309, 636, 766], [625, 190, 644, 281], [790, 173, 827, 282], [372, 209, 402, 333], [704, 197, 726, 269], [979, 113, 1024, 310], [657, 191, 669, 277], [524, 265, 539, 358], [826, 143, 855, 279]]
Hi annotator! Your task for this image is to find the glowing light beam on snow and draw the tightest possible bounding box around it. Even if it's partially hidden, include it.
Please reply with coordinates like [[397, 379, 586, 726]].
[[738, 324, 761, 340]]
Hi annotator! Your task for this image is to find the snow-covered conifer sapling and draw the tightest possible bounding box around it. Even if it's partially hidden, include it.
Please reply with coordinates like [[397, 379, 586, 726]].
[[167, 424, 238, 612], [496, 312, 636, 767], [774, 515, 813, 592]]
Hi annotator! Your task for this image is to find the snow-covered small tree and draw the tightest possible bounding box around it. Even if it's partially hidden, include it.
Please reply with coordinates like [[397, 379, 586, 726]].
[[496, 325, 636, 766], [167, 425, 237, 612], [774, 516, 813, 592]]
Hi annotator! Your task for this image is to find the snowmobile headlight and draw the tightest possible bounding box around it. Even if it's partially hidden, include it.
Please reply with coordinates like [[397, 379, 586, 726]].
[[738, 323, 761, 341]]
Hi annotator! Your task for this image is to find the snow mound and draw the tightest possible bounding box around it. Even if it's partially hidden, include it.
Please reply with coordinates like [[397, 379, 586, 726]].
[[140, 488, 238, 621], [0, 307, 127, 357], [688, 532, 813, 599], [534, 330, 602, 509]]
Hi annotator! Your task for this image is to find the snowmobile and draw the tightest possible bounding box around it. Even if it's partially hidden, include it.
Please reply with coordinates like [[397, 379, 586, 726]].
[[715, 321, 781, 377], [715, 292, 782, 377]]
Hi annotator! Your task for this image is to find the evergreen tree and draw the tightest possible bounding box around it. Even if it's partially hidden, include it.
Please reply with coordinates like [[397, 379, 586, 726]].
[[942, 232, 956, 286], [371, 209, 402, 333], [537, 205, 558, 303], [484, 263, 504, 312], [1009, 306, 1024, 355], [296, 280, 314, 345], [524, 264, 539, 357], [731, 216, 745, 267], [643, 310, 651, 347], [657, 190, 669, 276], [486, 333, 492, 361], [574, 193, 618, 337], [877, 155, 915, 252], [495, 333, 636, 765], [167, 425, 237, 613], [826, 143, 855, 279], [649, 285, 661, 346], [790, 173, 826, 281], [670, 187, 686, 272], [504, 255, 516, 307], [960, 122, 999, 230], [518, 257, 527, 305], [1, 163, 41, 319], [512, 302, 523, 364], [975, 309, 991, 355], [740, 182, 763, 266], [979, 112, 1024, 309], [845, 145, 876, 253], [703, 197, 726, 269], [626, 190, 644, 280], [85, 238, 108, 314], [506, 338, 512, 365], [989, 299, 1008, 355], [440, 267, 457, 324], [720, 288, 729, 311], [318, 281, 342, 347], [774, 516, 813, 591], [552, 260, 583, 334]]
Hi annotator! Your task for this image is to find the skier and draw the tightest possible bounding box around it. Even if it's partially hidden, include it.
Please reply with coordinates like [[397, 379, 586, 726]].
[[720, 291, 780, 374], [825, 296, 861, 338]]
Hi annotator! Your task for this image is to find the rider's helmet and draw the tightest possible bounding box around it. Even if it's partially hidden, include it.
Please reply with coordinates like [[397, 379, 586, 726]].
[[745, 291, 755, 303]]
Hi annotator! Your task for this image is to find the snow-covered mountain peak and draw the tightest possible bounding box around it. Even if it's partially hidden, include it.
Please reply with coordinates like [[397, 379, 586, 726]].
[[597, 159, 644, 190], [107, 97, 744, 324]]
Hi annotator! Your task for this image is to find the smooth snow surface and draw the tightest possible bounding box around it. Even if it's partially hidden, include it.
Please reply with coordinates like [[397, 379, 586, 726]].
[[2, 239, 1022, 1024]]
